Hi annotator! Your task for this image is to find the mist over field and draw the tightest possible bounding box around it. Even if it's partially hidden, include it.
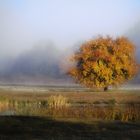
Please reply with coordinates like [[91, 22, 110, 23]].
[[126, 21, 140, 62], [1, 2, 140, 140], [0, 0, 140, 85]]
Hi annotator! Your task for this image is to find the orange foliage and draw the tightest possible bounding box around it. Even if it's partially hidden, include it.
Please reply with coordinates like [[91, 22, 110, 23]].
[[68, 36, 139, 89]]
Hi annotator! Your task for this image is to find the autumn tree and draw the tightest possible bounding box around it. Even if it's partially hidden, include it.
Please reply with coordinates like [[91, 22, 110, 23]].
[[68, 36, 138, 91]]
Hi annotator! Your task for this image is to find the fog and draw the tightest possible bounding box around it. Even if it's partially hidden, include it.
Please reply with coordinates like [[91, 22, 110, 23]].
[[0, 0, 140, 84], [0, 41, 78, 84], [126, 21, 140, 62]]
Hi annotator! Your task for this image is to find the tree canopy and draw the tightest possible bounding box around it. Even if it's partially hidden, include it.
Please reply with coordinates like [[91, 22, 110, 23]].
[[68, 36, 138, 90]]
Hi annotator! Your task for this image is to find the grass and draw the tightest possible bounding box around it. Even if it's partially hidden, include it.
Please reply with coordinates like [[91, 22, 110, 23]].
[[0, 97, 139, 122], [0, 116, 139, 140], [0, 87, 140, 139], [30, 105, 140, 121], [47, 95, 69, 108], [0, 89, 139, 104]]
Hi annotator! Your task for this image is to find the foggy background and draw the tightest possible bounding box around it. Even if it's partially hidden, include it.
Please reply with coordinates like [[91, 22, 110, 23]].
[[0, 0, 140, 85]]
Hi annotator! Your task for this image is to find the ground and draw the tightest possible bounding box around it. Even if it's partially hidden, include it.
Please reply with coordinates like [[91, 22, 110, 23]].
[[0, 116, 140, 140], [0, 86, 140, 140]]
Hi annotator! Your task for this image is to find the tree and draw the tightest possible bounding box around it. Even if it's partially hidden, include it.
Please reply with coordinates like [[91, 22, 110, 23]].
[[68, 36, 139, 91]]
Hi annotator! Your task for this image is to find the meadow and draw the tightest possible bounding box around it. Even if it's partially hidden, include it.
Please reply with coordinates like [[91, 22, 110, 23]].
[[0, 85, 140, 140]]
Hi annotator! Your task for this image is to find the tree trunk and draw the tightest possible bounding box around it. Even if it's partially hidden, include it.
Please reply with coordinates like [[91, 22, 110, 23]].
[[104, 86, 108, 91]]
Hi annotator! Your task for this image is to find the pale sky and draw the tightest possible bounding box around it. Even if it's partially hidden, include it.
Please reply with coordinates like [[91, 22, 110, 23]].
[[0, 0, 140, 60]]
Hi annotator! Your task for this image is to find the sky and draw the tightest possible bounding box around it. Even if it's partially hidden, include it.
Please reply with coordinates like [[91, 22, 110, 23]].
[[0, 0, 140, 61]]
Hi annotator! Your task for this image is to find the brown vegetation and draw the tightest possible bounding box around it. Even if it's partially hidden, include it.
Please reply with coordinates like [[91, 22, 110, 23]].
[[0, 89, 139, 139], [0, 89, 139, 104], [0, 94, 140, 122]]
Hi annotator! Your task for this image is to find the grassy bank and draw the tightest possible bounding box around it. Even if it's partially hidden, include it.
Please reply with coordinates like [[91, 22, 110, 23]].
[[0, 116, 140, 140], [0, 88, 140, 139], [0, 88, 140, 104]]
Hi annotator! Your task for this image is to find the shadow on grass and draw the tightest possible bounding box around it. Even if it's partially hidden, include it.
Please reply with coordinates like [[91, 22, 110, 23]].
[[0, 116, 139, 140]]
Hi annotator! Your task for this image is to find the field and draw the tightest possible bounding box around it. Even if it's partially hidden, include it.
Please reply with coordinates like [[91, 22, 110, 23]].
[[0, 85, 140, 140]]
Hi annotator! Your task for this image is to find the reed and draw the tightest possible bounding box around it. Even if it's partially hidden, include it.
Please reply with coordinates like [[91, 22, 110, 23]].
[[47, 95, 69, 108], [0, 96, 139, 122]]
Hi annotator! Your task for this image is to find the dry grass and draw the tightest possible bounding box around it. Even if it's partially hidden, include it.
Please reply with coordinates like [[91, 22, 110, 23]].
[[1, 99, 139, 122], [0, 89, 140, 122], [0, 88, 139, 140], [0, 89, 139, 104], [44, 104, 140, 122], [47, 95, 69, 108]]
